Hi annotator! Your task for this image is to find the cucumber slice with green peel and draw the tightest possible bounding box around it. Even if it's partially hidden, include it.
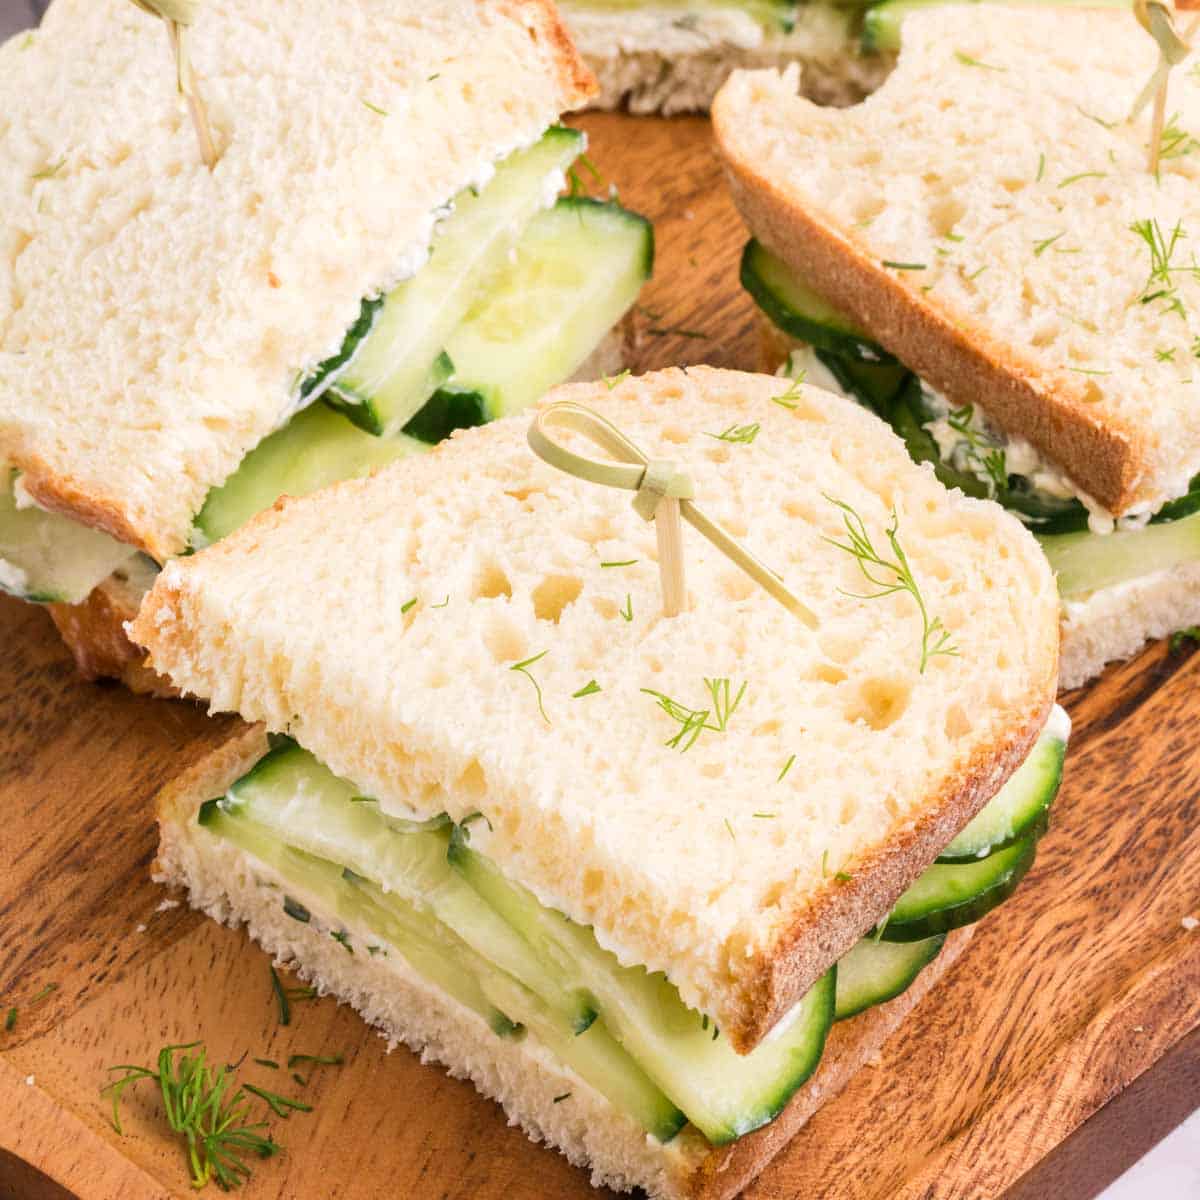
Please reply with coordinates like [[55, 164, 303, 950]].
[[326, 351, 454, 437], [436, 197, 653, 423], [0, 468, 138, 604], [1151, 474, 1200, 524], [1039, 509, 1200, 599], [812, 349, 910, 416], [938, 705, 1070, 863], [741, 240, 893, 364], [192, 402, 428, 546], [213, 743, 597, 1033], [326, 127, 586, 435], [834, 936, 944, 1022], [199, 782, 684, 1141], [882, 833, 1039, 942], [402, 385, 489, 445], [449, 837, 834, 1145], [861, 0, 1127, 55]]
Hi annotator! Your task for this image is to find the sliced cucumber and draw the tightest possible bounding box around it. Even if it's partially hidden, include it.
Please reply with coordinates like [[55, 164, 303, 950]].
[[434, 198, 652, 425], [200, 768, 685, 1141], [402, 385, 489, 446], [214, 743, 596, 1033], [862, 0, 1126, 55], [1039, 509, 1200, 600], [741, 239, 893, 364], [325, 127, 585, 435], [883, 833, 1039, 942], [938, 705, 1069, 863], [562, 0, 796, 31], [834, 935, 944, 1021], [0, 467, 138, 604], [449, 837, 834, 1145], [192, 402, 428, 546]]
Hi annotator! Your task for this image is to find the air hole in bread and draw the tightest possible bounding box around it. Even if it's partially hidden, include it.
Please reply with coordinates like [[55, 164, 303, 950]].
[[646, 655, 663, 674], [720, 570, 755, 602], [706, 444, 731, 464], [819, 631, 861, 666], [853, 194, 886, 225], [845, 677, 911, 731], [929, 195, 965, 238], [944, 704, 971, 739], [457, 760, 487, 802], [722, 514, 749, 538], [483, 615, 524, 664], [505, 485, 545, 504], [783, 498, 815, 522], [532, 574, 583, 624], [753, 719, 782, 736], [573, 514, 616, 545], [814, 661, 847, 685], [592, 596, 619, 620], [661, 426, 689, 445], [425, 666, 449, 689], [700, 762, 725, 779], [472, 561, 512, 601], [583, 868, 605, 899]]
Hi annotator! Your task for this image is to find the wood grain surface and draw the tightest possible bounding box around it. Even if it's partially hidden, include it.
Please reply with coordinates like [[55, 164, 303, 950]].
[[2, 113, 1199, 1200]]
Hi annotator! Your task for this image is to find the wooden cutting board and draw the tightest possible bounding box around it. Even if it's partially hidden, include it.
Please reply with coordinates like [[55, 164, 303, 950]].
[[2, 113, 1199, 1200]]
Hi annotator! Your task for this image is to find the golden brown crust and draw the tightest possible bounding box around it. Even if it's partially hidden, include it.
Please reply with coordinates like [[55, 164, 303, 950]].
[[46, 575, 177, 697], [712, 95, 1143, 516], [499, 0, 599, 110], [688, 927, 974, 1200]]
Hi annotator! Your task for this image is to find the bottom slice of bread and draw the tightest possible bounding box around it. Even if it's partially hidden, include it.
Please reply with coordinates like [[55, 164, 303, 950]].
[[156, 727, 974, 1200]]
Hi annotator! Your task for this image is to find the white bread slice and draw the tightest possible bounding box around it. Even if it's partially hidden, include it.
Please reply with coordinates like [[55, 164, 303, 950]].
[[713, 7, 1200, 520], [564, 4, 887, 114], [0, 0, 594, 562], [755, 316, 1200, 690], [130, 366, 1056, 1049], [155, 723, 975, 1200]]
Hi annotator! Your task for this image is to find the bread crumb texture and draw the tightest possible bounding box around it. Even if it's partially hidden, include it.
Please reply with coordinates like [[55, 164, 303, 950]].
[[717, 9, 1200, 516], [0, 0, 591, 560], [134, 367, 1057, 1040]]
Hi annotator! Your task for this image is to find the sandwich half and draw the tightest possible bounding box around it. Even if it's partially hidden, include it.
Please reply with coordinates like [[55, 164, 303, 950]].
[[132, 367, 1067, 1197], [0, 0, 650, 692], [714, 6, 1200, 688]]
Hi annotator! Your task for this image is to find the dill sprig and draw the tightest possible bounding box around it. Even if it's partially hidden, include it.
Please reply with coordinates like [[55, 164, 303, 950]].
[[1170, 625, 1200, 650], [771, 378, 805, 410], [1130, 217, 1196, 319], [572, 680, 602, 698], [602, 368, 630, 391], [640, 678, 747, 752], [954, 50, 1006, 71], [510, 651, 550, 725], [243, 1083, 312, 1119], [823, 496, 958, 673], [269, 965, 316, 1027], [620, 593, 633, 622], [103, 1042, 280, 1190], [777, 754, 796, 783], [567, 153, 604, 198], [946, 405, 1008, 495], [1159, 113, 1198, 164], [706, 422, 760, 444]]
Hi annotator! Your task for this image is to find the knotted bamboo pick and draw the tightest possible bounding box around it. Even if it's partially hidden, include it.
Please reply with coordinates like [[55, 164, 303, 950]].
[[130, 1, 218, 169], [527, 401, 818, 628], [1131, 0, 1198, 175]]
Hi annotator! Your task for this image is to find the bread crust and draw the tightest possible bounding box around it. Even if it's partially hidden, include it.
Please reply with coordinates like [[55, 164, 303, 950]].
[[156, 726, 975, 1200], [712, 90, 1143, 516], [46, 575, 176, 697]]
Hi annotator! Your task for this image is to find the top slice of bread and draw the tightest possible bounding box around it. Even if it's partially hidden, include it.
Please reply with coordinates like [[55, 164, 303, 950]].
[[130, 366, 1058, 1051], [714, 7, 1200, 519], [0, 0, 593, 562]]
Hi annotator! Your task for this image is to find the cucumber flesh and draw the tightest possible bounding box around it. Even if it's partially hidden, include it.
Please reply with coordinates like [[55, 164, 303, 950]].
[[327, 127, 585, 435], [192, 403, 428, 546], [436, 198, 652, 425], [0, 467, 138, 604], [834, 935, 944, 1022], [938, 705, 1070, 862], [883, 833, 1039, 942], [1039, 509, 1200, 599], [741, 239, 893, 364], [862, 0, 1127, 55], [449, 837, 834, 1145], [216, 743, 596, 1033], [562, 0, 796, 31], [402, 385, 489, 446]]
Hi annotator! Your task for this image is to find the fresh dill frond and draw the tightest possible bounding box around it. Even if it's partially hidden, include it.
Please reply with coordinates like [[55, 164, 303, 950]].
[[102, 1043, 280, 1189], [1036, 152, 1046, 182], [432, 595, 450, 608], [1158, 113, 1198, 166], [1033, 232, 1065, 257], [329, 930, 353, 955], [1058, 172, 1107, 188], [724, 818, 736, 841], [640, 678, 747, 752], [834, 871, 854, 883], [253, 1059, 278, 1071], [821, 849, 829, 878], [510, 651, 551, 725], [1075, 105, 1117, 130], [752, 811, 777, 818], [620, 593, 633, 622], [771, 379, 805, 410], [602, 368, 630, 391], [400, 597, 417, 614], [1065, 366, 1112, 377], [31, 158, 65, 181], [286, 1054, 343, 1070], [823, 496, 959, 673], [269, 965, 316, 1027], [777, 753, 796, 783], [706, 422, 760, 445], [1130, 218, 1196, 319], [954, 50, 1006, 71], [567, 153, 603, 198], [553, 1092, 572, 1103], [600, 558, 638, 568], [964, 265, 989, 283], [4, 1007, 15, 1031], [282, 897, 310, 924], [243, 1083, 313, 1119], [881, 260, 927, 271], [572, 680, 602, 698], [361, 100, 389, 116], [946, 405, 1008, 495], [1156, 346, 1177, 362]]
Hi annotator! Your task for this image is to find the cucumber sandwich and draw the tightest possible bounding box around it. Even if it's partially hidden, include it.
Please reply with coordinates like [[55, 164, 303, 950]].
[[715, 6, 1200, 688], [0, 0, 650, 692], [132, 367, 1065, 1197]]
